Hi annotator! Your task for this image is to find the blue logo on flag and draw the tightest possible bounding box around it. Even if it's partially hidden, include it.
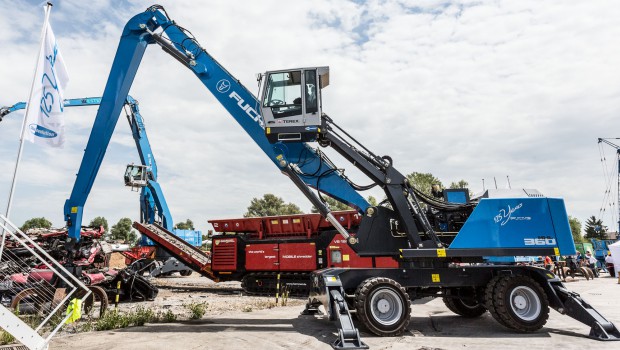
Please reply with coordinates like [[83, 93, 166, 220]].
[[29, 124, 57, 138]]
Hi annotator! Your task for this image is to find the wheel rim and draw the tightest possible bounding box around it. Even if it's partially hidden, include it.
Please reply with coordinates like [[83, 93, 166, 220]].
[[460, 299, 480, 309], [509, 286, 541, 321], [369, 288, 403, 326]]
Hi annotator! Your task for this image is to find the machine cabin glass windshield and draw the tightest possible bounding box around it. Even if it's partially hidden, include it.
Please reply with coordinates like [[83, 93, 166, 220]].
[[264, 71, 303, 118], [124, 164, 147, 187]]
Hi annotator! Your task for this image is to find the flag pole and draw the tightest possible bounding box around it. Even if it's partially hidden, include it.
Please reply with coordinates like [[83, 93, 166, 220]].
[[4, 2, 53, 219]]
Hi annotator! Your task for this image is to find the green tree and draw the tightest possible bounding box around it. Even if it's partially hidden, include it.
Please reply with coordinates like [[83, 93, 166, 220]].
[[244, 194, 303, 217], [311, 195, 380, 213], [406, 172, 443, 196], [174, 219, 195, 230], [568, 216, 583, 243], [89, 216, 109, 233], [311, 196, 352, 213], [20, 217, 52, 232], [110, 217, 138, 244], [584, 216, 607, 240], [449, 180, 469, 189]]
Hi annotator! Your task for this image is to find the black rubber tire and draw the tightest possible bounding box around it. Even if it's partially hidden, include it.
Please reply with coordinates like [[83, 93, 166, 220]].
[[354, 277, 410, 336], [11, 287, 54, 315], [555, 265, 566, 280], [88, 285, 109, 317], [484, 276, 510, 328], [180, 270, 193, 277], [491, 275, 549, 332], [578, 267, 590, 280], [76, 285, 109, 318], [562, 267, 575, 279], [443, 289, 487, 318]]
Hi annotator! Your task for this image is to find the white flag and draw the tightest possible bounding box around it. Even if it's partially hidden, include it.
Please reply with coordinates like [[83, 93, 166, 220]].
[[24, 21, 69, 148]]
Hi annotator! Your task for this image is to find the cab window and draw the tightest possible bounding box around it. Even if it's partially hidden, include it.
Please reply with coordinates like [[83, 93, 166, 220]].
[[264, 71, 303, 118], [304, 70, 318, 114]]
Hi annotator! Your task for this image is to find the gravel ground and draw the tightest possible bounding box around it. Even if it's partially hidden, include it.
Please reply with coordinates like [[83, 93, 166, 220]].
[[48, 272, 620, 350], [128, 273, 306, 317]]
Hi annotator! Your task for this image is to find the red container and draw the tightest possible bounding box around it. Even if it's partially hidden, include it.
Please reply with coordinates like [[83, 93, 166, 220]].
[[209, 210, 362, 239]]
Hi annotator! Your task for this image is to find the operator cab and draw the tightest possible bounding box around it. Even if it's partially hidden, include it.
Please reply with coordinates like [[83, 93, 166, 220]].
[[124, 164, 148, 188], [259, 67, 328, 143]]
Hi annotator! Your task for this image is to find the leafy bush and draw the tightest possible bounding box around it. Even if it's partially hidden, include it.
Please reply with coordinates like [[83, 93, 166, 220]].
[[162, 309, 177, 323], [80, 320, 94, 332], [133, 306, 155, 326], [184, 302, 208, 320], [0, 330, 15, 345], [94, 309, 138, 330], [88, 307, 180, 331]]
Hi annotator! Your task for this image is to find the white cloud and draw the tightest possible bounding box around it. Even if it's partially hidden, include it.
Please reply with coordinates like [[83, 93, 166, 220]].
[[0, 0, 619, 234]]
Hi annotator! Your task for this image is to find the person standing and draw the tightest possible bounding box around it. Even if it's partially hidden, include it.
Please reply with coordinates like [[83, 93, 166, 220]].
[[605, 253, 615, 277], [585, 251, 599, 277], [544, 256, 553, 271]]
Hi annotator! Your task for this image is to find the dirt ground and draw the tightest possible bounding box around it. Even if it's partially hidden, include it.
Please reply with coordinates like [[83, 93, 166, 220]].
[[50, 272, 620, 350], [128, 274, 306, 316], [107, 252, 127, 269]]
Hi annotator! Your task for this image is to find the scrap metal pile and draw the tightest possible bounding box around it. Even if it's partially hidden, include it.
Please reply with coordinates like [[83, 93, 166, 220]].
[[0, 226, 158, 313]]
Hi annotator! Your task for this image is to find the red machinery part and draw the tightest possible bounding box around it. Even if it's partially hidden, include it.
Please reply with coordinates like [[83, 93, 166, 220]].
[[82, 272, 107, 285], [9, 273, 28, 284], [211, 237, 237, 271], [278, 243, 317, 271], [245, 243, 279, 271], [243, 242, 318, 272], [209, 210, 362, 238], [210, 210, 397, 274], [122, 246, 156, 265], [27, 269, 55, 283], [325, 235, 398, 269], [39, 226, 105, 240]]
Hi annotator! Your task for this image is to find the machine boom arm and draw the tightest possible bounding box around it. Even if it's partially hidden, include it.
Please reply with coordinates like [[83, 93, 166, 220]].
[[63, 5, 368, 242], [1, 96, 174, 233]]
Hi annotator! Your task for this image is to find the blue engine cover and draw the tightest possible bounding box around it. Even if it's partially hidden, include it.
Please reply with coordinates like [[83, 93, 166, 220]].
[[449, 197, 576, 256]]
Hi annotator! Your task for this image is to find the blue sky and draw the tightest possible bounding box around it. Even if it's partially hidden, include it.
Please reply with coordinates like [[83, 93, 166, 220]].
[[1, 0, 620, 235]]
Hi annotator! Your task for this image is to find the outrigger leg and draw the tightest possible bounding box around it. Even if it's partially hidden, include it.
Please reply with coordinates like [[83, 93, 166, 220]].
[[329, 289, 368, 350], [551, 284, 620, 340]]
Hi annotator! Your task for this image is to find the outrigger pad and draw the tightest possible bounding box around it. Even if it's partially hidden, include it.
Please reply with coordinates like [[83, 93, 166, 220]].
[[301, 302, 324, 316], [589, 321, 620, 341], [333, 329, 368, 350], [552, 284, 620, 341]]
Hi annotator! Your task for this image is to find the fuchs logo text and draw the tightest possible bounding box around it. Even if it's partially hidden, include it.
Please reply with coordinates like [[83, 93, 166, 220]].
[[229, 91, 262, 125]]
